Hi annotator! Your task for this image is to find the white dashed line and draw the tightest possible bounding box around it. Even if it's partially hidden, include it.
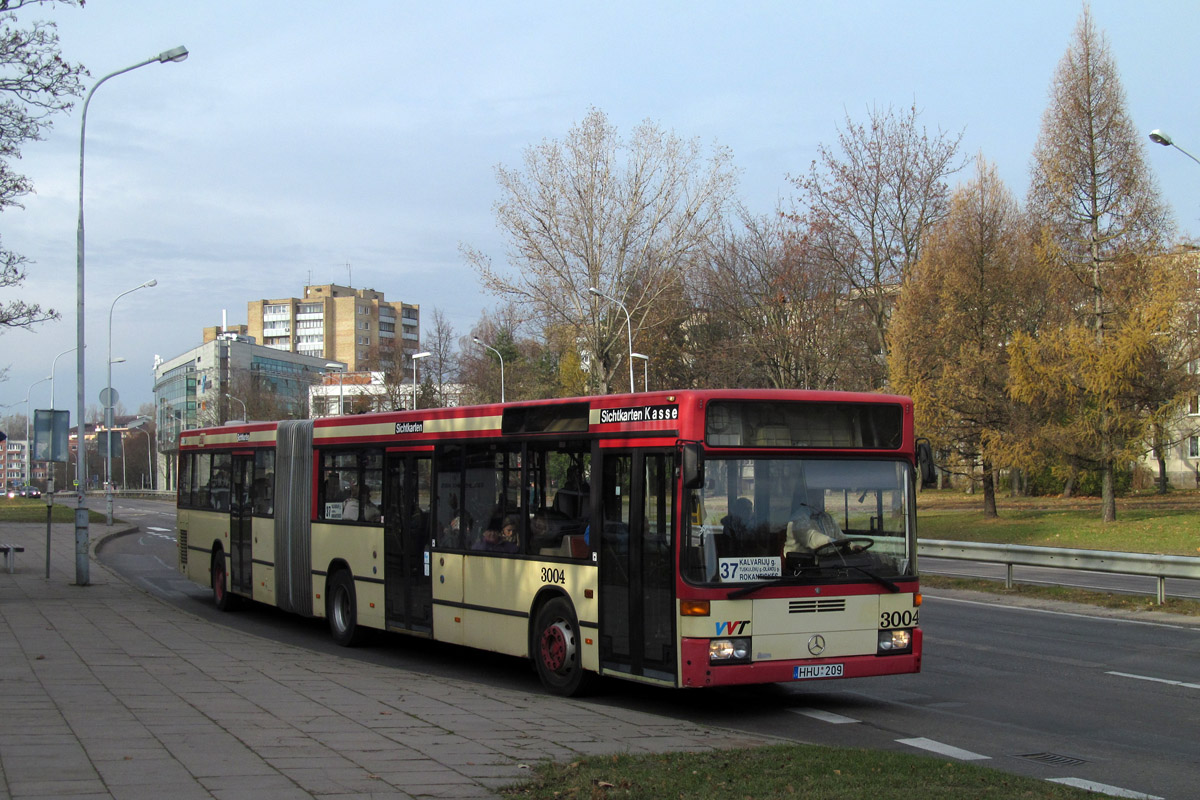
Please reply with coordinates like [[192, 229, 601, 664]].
[[896, 737, 990, 760], [1106, 670, 1200, 690], [790, 708, 859, 724], [1049, 777, 1163, 799]]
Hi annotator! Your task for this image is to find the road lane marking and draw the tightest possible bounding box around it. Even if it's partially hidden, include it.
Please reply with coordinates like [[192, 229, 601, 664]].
[[790, 708, 859, 724], [1106, 671, 1200, 690], [1049, 777, 1163, 799], [146, 526, 172, 532], [896, 737, 989, 760]]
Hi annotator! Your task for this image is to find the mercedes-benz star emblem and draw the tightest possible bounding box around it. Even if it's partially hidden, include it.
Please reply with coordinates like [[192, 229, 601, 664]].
[[807, 634, 826, 656]]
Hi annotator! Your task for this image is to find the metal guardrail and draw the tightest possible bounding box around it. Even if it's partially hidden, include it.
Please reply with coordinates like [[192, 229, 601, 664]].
[[919, 539, 1200, 604]]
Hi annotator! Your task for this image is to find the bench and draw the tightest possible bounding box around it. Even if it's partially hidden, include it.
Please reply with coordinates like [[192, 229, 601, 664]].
[[0, 544, 24, 574]]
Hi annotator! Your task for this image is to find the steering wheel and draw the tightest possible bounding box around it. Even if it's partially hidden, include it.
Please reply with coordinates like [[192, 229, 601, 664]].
[[813, 537, 874, 557]]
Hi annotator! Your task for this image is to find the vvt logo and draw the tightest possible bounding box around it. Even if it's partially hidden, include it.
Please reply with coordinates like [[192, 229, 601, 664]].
[[715, 621, 749, 635]]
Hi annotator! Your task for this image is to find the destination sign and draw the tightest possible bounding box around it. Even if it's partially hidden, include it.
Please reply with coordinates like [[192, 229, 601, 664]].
[[598, 405, 678, 424], [395, 421, 424, 434]]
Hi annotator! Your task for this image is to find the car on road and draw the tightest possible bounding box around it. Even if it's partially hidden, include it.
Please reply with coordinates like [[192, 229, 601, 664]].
[[23, 486, 41, 498]]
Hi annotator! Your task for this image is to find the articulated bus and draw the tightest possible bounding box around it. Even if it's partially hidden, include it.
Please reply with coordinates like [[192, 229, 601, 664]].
[[176, 389, 924, 695]]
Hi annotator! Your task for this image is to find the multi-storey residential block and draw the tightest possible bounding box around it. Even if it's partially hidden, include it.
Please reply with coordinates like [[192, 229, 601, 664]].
[[246, 283, 420, 373]]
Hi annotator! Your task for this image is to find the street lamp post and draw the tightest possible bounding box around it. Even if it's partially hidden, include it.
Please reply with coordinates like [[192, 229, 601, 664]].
[[225, 393, 246, 421], [76, 45, 188, 585], [587, 287, 635, 393], [472, 337, 505, 402], [106, 279, 155, 523], [124, 417, 152, 489], [324, 362, 344, 416], [1149, 129, 1200, 167], [631, 352, 649, 392], [411, 352, 431, 411]]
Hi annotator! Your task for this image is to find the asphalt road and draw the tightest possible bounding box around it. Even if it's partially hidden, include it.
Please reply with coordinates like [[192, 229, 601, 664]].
[[101, 498, 1200, 800]]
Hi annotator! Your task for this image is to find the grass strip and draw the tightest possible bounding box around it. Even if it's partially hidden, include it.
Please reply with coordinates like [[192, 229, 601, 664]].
[[0, 500, 108, 523], [921, 574, 1200, 616], [502, 744, 1102, 799]]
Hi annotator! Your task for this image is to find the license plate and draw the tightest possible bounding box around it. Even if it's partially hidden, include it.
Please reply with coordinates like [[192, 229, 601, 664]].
[[794, 663, 843, 680]]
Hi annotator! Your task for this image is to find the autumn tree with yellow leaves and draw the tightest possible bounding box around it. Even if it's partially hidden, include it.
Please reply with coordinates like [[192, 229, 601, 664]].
[[1016, 8, 1176, 521]]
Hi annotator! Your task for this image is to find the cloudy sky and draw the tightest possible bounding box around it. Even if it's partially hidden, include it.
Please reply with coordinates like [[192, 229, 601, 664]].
[[2, 0, 1199, 418]]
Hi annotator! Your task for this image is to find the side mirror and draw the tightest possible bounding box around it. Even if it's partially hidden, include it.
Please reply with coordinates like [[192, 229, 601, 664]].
[[915, 438, 936, 487], [681, 442, 704, 489]]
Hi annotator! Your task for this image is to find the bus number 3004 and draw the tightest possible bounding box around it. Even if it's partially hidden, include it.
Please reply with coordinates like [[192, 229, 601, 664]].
[[541, 567, 566, 585], [880, 610, 919, 628]]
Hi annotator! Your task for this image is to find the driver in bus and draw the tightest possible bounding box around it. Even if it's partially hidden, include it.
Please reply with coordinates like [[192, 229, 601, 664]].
[[783, 488, 862, 555]]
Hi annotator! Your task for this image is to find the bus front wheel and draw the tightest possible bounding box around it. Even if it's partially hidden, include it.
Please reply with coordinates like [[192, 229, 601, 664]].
[[533, 597, 595, 696], [326, 570, 365, 647]]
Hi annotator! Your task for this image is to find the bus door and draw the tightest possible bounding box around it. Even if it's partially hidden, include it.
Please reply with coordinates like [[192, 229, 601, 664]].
[[384, 452, 433, 633], [598, 449, 676, 682], [229, 452, 254, 596]]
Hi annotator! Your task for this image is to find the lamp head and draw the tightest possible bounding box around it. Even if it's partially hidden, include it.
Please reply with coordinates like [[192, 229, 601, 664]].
[[587, 287, 602, 297], [158, 46, 189, 63], [144, 279, 158, 288], [1149, 130, 1173, 146]]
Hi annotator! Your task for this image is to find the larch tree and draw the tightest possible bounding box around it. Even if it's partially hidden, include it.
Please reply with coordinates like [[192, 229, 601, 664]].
[[464, 108, 737, 394], [790, 104, 963, 390], [1019, 7, 1174, 521], [889, 156, 1043, 517]]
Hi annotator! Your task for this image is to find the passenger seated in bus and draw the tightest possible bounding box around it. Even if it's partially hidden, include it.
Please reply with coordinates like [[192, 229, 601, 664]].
[[342, 475, 360, 521], [721, 497, 754, 537], [474, 514, 520, 553]]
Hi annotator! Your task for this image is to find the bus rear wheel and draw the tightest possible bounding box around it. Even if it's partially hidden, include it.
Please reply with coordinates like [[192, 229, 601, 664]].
[[533, 597, 595, 696], [326, 570, 365, 647], [211, 550, 238, 611]]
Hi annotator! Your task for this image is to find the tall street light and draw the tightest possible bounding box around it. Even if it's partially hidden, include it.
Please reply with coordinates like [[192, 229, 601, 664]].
[[129, 416, 154, 490], [631, 352, 649, 392], [76, 45, 188, 585], [411, 352, 431, 411], [472, 337, 505, 402], [106, 279, 156, 523], [1149, 130, 1200, 167], [587, 287, 635, 393], [324, 362, 344, 416], [225, 393, 246, 421]]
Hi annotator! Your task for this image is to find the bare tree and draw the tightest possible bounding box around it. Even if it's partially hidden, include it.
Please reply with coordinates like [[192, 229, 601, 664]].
[[464, 108, 737, 393], [423, 308, 457, 407], [790, 104, 964, 389], [1018, 7, 1174, 521], [0, 1, 85, 339], [700, 207, 861, 390]]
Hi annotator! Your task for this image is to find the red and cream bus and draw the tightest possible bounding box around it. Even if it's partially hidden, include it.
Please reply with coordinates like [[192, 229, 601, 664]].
[[176, 389, 924, 695]]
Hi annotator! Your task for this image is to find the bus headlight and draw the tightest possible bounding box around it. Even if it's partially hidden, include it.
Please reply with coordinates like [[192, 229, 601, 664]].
[[709, 637, 751, 664], [877, 629, 912, 654]]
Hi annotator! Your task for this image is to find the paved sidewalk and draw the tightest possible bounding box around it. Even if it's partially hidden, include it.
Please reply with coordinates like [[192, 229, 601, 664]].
[[0, 521, 772, 800]]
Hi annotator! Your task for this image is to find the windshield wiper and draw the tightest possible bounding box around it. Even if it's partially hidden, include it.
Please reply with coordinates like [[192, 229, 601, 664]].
[[726, 572, 815, 599], [845, 564, 900, 593]]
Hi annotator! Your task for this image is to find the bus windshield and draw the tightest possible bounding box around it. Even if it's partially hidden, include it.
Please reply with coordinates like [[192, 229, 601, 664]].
[[683, 457, 915, 586]]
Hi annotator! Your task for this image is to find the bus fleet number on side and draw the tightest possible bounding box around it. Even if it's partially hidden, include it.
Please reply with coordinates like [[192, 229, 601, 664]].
[[879, 610, 919, 628], [541, 567, 566, 585]]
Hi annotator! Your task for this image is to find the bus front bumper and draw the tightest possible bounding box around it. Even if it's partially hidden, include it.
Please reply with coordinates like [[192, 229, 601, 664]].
[[679, 628, 922, 688]]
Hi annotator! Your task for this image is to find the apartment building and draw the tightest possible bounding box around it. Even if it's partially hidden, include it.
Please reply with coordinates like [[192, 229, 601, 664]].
[[246, 283, 420, 373]]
